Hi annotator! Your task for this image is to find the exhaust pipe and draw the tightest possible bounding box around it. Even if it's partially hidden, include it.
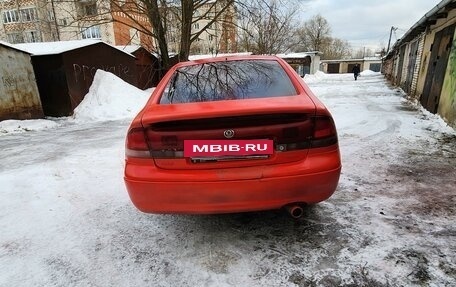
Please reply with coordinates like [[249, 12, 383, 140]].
[[284, 204, 304, 219]]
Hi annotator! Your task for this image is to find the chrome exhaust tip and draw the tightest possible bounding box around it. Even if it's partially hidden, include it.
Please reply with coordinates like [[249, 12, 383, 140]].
[[284, 204, 304, 219]]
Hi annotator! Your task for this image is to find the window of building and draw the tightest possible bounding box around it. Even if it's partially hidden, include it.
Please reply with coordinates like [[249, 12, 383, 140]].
[[48, 10, 55, 21], [59, 18, 68, 26], [20, 8, 37, 22], [3, 10, 19, 24], [24, 31, 41, 42], [83, 3, 97, 16], [81, 26, 101, 39], [6, 32, 23, 43], [129, 28, 140, 45]]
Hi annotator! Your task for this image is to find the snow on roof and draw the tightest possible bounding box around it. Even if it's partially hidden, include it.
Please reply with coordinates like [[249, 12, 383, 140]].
[[14, 39, 102, 55], [14, 39, 135, 57], [0, 40, 31, 54], [115, 45, 142, 54]]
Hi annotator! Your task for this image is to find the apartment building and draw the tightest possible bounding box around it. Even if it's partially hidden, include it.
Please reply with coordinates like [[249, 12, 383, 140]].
[[0, 0, 152, 48], [0, 0, 57, 43], [164, 0, 237, 55], [1, 0, 236, 55]]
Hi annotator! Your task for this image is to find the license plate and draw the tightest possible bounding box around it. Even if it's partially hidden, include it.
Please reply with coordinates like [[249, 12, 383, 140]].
[[184, 140, 273, 157]]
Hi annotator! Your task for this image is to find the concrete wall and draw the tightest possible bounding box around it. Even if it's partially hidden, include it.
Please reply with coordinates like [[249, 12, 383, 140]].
[[0, 45, 43, 120]]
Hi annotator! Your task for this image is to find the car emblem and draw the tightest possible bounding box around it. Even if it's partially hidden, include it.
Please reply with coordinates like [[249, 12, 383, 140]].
[[224, 129, 235, 138]]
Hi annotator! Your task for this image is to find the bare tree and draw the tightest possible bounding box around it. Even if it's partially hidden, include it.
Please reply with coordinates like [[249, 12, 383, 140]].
[[323, 38, 351, 60], [352, 47, 376, 59], [55, 0, 236, 69], [295, 14, 331, 52], [110, 0, 236, 69], [236, 0, 298, 55], [294, 14, 352, 59]]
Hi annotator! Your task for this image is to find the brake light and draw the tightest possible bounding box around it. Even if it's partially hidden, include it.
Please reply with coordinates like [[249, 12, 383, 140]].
[[126, 127, 151, 158], [311, 116, 338, 148]]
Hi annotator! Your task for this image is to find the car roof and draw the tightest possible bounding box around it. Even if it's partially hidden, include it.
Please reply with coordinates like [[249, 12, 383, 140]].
[[175, 55, 283, 68]]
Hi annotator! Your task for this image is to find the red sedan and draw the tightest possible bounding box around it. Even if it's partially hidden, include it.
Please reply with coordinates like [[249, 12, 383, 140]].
[[124, 55, 341, 217]]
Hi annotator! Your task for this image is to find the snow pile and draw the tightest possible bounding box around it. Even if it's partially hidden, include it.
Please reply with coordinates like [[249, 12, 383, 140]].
[[0, 119, 58, 135], [360, 69, 380, 76], [72, 70, 152, 122], [303, 71, 328, 83]]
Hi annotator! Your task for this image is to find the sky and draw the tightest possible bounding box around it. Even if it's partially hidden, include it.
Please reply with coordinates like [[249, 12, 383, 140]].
[[300, 0, 443, 52]]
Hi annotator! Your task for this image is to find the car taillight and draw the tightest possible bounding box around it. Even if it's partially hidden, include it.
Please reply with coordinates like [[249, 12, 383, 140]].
[[126, 127, 151, 158], [310, 116, 338, 148]]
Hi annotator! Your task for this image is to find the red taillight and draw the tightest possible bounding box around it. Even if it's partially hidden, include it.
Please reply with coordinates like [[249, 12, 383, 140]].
[[311, 116, 338, 148], [313, 117, 336, 138], [126, 127, 151, 158]]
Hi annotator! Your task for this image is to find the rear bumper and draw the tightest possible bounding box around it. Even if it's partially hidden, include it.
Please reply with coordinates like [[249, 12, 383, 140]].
[[124, 148, 341, 214]]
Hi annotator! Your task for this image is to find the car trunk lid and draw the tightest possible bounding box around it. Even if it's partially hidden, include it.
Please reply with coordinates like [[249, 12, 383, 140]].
[[140, 96, 316, 170]]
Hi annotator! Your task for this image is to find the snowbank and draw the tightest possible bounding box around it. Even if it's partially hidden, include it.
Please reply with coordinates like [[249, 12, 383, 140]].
[[360, 70, 380, 76], [0, 119, 59, 135], [72, 70, 152, 122], [303, 71, 328, 83]]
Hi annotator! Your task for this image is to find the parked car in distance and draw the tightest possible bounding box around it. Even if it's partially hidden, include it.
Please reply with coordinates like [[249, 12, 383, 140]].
[[124, 55, 341, 217]]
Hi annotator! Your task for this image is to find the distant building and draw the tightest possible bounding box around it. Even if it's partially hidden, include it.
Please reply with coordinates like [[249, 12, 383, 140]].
[[0, 0, 236, 55], [0, 0, 153, 49], [167, 1, 237, 55], [0, 0, 57, 43], [116, 45, 161, 89], [277, 52, 322, 76], [320, 57, 382, 74]]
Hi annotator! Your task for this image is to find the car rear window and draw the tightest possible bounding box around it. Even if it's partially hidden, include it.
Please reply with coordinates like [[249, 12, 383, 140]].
[[159, 60, 297, 104]]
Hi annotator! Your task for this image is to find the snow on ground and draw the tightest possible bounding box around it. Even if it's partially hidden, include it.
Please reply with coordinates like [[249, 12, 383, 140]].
[[0, 119, 59, 134], [0, 71, 455, 286]]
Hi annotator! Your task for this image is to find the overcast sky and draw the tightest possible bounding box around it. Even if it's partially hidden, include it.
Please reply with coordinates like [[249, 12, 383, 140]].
[[299, 0, 443, 51]]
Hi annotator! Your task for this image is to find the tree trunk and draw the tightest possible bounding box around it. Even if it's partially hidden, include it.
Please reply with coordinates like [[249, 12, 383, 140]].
[[148, 0, 171, 70], [179, 0, 194, 62]]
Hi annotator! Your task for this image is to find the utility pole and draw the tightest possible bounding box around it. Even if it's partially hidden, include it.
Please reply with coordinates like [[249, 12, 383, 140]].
[[386, 26, 397, 54]]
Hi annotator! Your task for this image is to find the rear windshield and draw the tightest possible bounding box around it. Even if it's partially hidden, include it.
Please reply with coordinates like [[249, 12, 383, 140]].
[[159, 60, 297, 104]]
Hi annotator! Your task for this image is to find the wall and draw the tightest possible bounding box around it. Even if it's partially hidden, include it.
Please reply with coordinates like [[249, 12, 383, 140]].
[[0, 45, 43, 120], [132, 48, 160, 89], [437, 28, 456, 127], [416, 8, 456, 99], [112, 1, 154, 51]]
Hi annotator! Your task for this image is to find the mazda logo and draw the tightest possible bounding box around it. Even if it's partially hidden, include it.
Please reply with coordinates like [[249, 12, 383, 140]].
[[224, 129, 235, 138]]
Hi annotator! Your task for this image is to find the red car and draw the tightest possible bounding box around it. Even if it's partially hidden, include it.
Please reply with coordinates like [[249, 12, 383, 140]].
[[124, 55, 341, 217]]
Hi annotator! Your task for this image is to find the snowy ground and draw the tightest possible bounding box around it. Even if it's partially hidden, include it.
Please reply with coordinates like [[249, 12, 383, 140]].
[[1, 71, 455, 286]]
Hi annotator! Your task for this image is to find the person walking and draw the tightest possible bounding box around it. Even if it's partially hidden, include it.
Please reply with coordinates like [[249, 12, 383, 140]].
[[352, 64, 360, 81]]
